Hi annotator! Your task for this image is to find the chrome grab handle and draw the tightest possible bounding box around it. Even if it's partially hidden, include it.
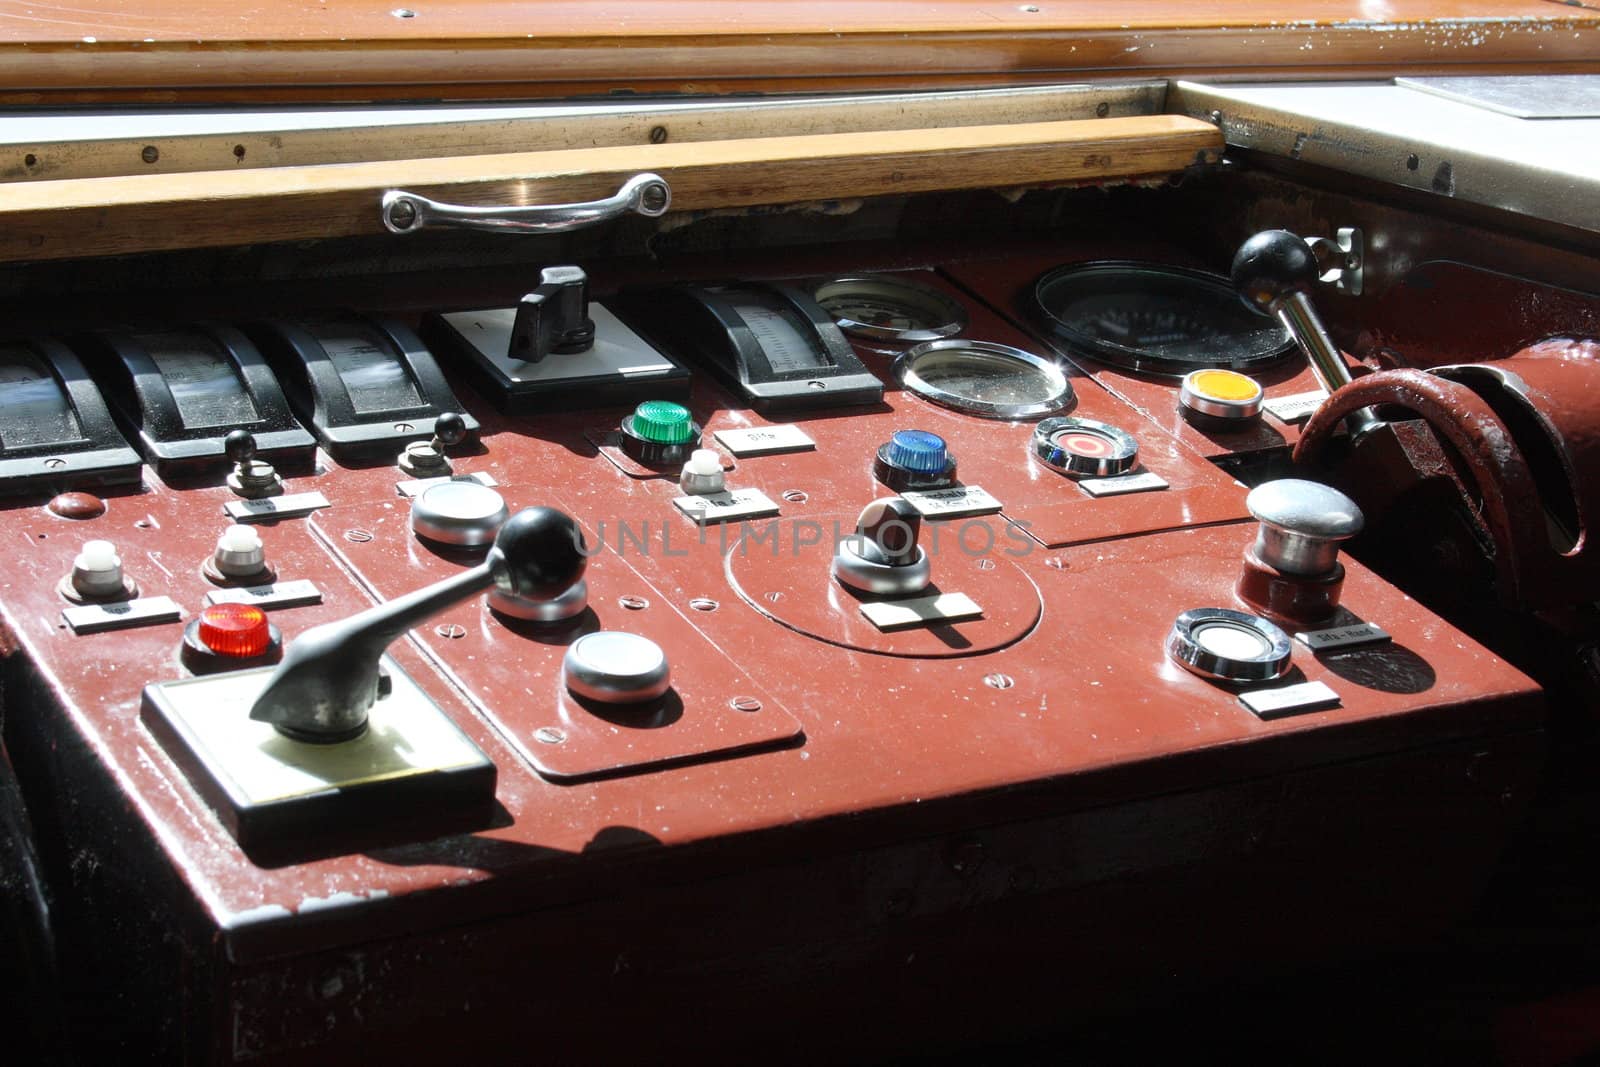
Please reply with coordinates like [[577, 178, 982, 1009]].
[[380, 173, 671, 235]]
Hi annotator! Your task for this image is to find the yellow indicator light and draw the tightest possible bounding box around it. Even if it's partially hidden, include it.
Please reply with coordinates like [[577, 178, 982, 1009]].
[[1190, 369, 1262, 402]]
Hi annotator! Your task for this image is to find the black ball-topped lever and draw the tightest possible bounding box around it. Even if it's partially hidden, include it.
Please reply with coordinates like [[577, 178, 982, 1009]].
[[1232, 230, 1383, 440], [250, 507, 587, 742]]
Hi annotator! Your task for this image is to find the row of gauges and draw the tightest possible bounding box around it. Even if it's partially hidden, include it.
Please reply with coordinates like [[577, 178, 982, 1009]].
[[0, 317, 478, 494]]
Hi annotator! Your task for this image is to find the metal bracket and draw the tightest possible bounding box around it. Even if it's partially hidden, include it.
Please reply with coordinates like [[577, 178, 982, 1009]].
[[381, 172, 671, 235], [1305, 226, 1364, 296]]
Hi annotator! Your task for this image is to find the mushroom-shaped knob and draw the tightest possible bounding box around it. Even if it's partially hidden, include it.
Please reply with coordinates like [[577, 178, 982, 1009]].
[[487, 506, 588, 603], [1246, 479, 1364, 576], [1231, 229, 1320, 316]]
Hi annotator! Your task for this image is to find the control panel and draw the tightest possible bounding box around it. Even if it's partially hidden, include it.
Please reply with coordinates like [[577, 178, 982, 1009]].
[[0, 240, 1544, 1061]]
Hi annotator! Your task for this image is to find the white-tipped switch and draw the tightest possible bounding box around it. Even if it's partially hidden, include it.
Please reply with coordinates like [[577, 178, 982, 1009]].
[[71, 540, 126, 598], [212, 525, 267, 579], [679, 449, 725, 495]]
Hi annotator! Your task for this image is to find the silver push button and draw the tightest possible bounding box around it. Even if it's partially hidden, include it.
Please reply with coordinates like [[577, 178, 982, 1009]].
[[411, 480, 510, 547], [1167, 607, 1293, 683], [563, 631, 671, 704], [1246, 479, 1363, 576]]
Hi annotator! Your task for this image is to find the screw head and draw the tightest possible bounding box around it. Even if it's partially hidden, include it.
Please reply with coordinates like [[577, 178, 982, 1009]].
[[619, 594, 649, 610], [344, 528, 374, 543], [729, 696, 762, 713], [435, 623, 467, 639], [984, 673, 1015, 690], [534, 727, 566, 745]]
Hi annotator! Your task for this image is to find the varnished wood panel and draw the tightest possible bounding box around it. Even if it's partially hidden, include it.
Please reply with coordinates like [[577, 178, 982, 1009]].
[[0, 1, 1592, 103], [0, 115, 1220, 262]]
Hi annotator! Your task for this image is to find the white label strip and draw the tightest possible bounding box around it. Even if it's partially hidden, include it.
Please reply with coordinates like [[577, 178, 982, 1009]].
[[673, 487, 781, 525], [1264, 389, 1329, 424], [712, 425, 817, 456], [396, 471, 499, 499], [860, 592, 982, 631], [224, 491, 331, 523], [1239, 680, 1342, 720], [1295, 621, 1392, 651], [63, 596, 182, 635], [204, 579, 324, 611], [901, 485, 1003, 518], [1079, 471, 1169, 497]]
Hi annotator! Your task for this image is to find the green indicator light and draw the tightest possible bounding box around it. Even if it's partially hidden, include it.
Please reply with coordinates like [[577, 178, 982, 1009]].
[[631, 400, 694, 445]]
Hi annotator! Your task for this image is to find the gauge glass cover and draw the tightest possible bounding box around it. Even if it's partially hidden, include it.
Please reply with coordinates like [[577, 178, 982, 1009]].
[[813, 275, 967, 343], [1030, 261, 1295, 377], [895, 340, 1072, 418]]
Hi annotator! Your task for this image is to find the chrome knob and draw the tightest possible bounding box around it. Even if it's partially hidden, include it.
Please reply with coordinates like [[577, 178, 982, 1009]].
[[1246, 479, 1363, 576]]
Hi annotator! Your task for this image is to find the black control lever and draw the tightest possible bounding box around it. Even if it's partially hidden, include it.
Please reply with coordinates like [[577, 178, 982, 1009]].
[[1232, 230, 1383, 441], [509, 266, 596, 363], [856, 497, 924, 567], [250, 507, 587, 742]]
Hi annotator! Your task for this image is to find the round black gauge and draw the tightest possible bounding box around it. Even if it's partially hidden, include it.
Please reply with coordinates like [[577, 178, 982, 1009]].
[[1029, 261, 1295, 377], [894, 340, 1073, 419], [812, 275, 967, 344]]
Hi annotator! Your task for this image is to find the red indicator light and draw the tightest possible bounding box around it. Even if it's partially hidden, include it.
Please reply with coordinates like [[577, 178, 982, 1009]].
[[1060, 432, 1110, 458], [197, 603, 272, 658]]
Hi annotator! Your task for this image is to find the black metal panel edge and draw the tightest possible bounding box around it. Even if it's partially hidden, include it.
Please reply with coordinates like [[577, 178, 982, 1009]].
[[0, 336, 142, 496], [74, 324, 316, 476], [613, 283, 883, 413], [245, 315, 479, 462]]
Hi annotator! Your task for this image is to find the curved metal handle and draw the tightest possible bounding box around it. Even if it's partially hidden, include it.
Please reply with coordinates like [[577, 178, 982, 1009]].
[[381, 172, 671, 235]]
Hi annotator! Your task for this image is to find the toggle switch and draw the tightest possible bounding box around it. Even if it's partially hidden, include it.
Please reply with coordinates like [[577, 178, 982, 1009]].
[[398, 411, 468, 477], [833, 497, 932, 596], [874, 429, 957, 491], [225, 430, 284, 499]]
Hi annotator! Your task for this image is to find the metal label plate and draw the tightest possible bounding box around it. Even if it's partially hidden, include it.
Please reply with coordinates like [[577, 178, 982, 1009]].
[[204, 579, 324, 611], [860, 591, 982, 631], [1263, 389, 1329, 423], [901, 485, 1003, 518], [1295, 621, 1392, 651], [1239, 680, 1342, 720], [712, 425, 817, 456], [1079, 471, 1169, 497], [63, 595, 182, 634], [224, 491, 331, 523], [673, 488, 781, 525]]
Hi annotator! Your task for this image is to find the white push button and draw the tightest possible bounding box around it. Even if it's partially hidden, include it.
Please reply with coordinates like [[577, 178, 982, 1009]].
[[679, 449, 725, 495], [213, 525, 267, 579], [562, 631, 670, 704], [71, 540, 126, 598]]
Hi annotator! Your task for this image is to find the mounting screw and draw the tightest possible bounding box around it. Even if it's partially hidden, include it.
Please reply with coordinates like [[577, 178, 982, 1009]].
[[649, 126, 668, 144], [141, 145, 159, 164], [386, 198, 419, 231], [619, 595, 649, 610], [729, 696, 762, 713], [984, 673, 1015, 690], [534, 727, 566, 745]]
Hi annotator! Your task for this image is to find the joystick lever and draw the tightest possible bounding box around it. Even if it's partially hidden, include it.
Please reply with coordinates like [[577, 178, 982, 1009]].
[[250, 507, 587, 741], [1232, 230, 1383, 441], [510, 265, 596, 363]]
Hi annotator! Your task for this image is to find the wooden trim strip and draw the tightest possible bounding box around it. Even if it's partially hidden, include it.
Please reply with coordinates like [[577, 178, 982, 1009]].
[[0, 83, 1168, 183], [0, 115, 1221, 263]]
